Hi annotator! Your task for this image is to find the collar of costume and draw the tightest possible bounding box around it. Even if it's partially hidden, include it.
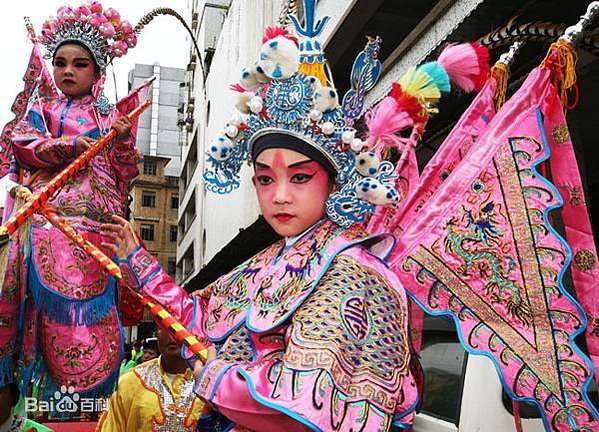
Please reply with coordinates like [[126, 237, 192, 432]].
[[203, 219, 394, 339], [203, 0, 399, 227], [132, 358, 198, 431], [39, 2, 138, 70]]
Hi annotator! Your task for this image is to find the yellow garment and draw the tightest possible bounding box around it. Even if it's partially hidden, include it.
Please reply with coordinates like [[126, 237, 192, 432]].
[[97, 357, 203, 432]]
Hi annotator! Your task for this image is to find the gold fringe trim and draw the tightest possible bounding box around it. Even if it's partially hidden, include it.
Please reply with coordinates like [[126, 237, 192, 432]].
[[542, 40, 578, 106], [491, 62, 510, 111]]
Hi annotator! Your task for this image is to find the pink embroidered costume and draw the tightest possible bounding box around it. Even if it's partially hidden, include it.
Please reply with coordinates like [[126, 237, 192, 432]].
[[0, 2, 144, 400], [121, 221, 418, 431]]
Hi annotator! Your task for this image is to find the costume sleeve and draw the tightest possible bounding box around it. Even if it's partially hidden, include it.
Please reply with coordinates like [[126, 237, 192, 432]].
[[97, 390, 127, 431], [97, 373, 134, 432], [119, 246, 206, 340], [11, 108, 77, 170], [195, 251, 419, 431], [107, 133, 141, 183]]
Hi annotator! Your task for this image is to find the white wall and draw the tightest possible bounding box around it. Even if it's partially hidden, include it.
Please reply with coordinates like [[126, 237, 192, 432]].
[[199, 0, 283, 264]]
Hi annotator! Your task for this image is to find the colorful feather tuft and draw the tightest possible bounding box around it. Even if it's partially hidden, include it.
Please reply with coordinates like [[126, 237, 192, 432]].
[[389, 83, 427, 123], [365, 96, 414, 156], [437, 42, 490, 92], [262, 26, 299, 47], [398, 66, 442, 105], [420, 62, 451, 93]]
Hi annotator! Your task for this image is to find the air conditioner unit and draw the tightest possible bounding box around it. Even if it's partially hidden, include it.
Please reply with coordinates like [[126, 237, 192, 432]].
[[191, 12, 198, 30]]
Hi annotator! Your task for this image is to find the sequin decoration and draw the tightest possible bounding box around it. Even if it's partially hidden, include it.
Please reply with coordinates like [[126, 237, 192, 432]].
[[134, 361, 199, 431]]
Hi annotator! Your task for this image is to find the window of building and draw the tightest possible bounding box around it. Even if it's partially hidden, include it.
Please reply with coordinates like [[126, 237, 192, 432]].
[[141, 191, 156, 208], [140, 223, 155, 241], [143, 160, 157, 176], [170, 225, 178, 243], [419, 315, 468, 425], [171, 194, 179, 209], [167, 258, 176, 276]]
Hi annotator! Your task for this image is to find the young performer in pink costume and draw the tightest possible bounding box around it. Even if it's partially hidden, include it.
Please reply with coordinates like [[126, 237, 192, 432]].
[[0, 2, 144, 401], [101, 2, 422, 430]]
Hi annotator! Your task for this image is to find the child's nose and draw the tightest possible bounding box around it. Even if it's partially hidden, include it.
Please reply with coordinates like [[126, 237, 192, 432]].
[[273, 182, 291, 204]]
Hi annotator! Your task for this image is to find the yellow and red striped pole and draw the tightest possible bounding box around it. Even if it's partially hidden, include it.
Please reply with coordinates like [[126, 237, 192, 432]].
[[0, 100, 151, 244], [40, 206, 209, 363]]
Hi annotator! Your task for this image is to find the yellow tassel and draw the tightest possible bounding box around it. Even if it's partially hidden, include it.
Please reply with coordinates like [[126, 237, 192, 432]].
[[491, 62, 510, 110], [299, 62, 328, 86], [0, 186, 32, 294], [542, 40, 578, 107], [14, 187, 33, 261], [0, 241, 9, 295]]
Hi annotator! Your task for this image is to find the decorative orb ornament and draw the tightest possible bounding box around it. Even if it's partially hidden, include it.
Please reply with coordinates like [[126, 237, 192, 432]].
[[309, 109, 323, 122], [356, 177, 399, 205], [355, 152, 380, 177], [341, 129, 355, 144], [314, 86, 339, 112], [350, 138, 363, 152], [225, 124, 239, 139], [235, 92, 253, 114], [209, 136, 234, 161], [249, 96, 264, 114], [321, 121, 335, 135]]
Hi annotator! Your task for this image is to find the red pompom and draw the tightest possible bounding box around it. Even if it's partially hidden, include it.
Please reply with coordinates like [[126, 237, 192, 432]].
[[437, 42, 490, 93], [262, 26, 299, 47]]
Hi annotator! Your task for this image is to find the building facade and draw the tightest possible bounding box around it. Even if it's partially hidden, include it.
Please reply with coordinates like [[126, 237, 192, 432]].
[[128, 63, 185, 279], [130, 156, 180, 277], [129, 64, 186, 177], [178, 1, 598, 431]]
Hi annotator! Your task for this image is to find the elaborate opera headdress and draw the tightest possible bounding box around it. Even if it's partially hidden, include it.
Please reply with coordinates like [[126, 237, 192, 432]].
[[39, 1, 138, 70], [204, 0, 488, 227]]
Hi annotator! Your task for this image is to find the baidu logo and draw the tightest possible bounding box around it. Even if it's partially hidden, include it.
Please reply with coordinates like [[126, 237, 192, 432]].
[[25, 385, 106, 413]]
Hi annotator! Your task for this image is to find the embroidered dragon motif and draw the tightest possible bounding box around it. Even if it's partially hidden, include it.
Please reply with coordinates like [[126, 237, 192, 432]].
[[444, 197, 532, 325]]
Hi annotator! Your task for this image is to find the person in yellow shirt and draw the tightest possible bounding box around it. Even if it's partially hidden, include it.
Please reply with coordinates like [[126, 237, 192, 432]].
[[97, 328, 203, 431]]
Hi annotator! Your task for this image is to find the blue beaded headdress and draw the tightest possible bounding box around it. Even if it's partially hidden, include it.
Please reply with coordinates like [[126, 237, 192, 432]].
[[203, 0, 398, 228]]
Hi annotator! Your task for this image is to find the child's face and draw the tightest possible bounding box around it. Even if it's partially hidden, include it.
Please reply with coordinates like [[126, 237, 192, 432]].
[[253, 148, 333, 237], [53, 44, 98, 98]]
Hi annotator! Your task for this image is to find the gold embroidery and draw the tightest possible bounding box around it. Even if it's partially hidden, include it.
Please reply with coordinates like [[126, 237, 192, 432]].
[[574, 249, 596, 271], [552, 124, 570, 144]]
